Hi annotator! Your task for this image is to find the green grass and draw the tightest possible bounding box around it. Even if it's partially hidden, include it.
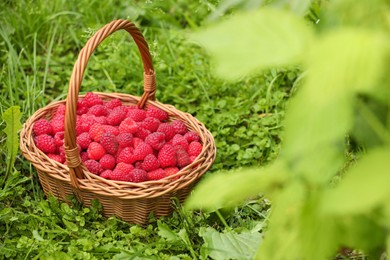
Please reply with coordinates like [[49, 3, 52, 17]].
[[0, 0, 293, 258]]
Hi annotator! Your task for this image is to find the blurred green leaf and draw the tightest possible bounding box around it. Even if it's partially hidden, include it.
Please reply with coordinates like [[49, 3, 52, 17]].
[[185, 163, 288, 211], [322, 147, 390, 214], [190, 8, 313, 80]]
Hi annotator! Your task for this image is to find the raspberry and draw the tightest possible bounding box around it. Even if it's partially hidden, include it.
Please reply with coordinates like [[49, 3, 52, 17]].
[[102, 125, 119, 136], [184, 132, 200, 143], [54, 104, 66, 117], [134, 127, 150, 140], [176, 147, 190, 168], [127, 108, 147, 122], [54, 132, 64, 147], [116, 147, 136, 164], [158, 144, 177, 168], [84, 159, 103, 175], [115, 162, 134, 174], [87, 142, 106, 160], [76, 121, 84, 136], [100, 132, 118, 155], [35, 134, 57, 154], [147, 106, 169, 121], [99, 154, 116, 170], [157, 123, 176, 141], [109, 168, 134, 181], [188, 141, 203, 157], [147, 168, 166, 181], [133, 138, 143, 148], [77, 101, 89, 115], [172, 134, 189, 151], [119, 118, 138, 134], [47, 154, 64, 163], [33, 119, 53, 136], [134, 142, 153, 161], [89, 123, 105, 142], [100, 170, 113, 179], [172, 120, 187, 135], [82, 92, 103, 107], [81, 116, 97, 133], [50, 117, 65, 133], [76, 132, 92, 149], [145, 132, 166, 150], [88, 104, 108, 116], [131, 169, 148, 183], [116, 133, 133, 148], [94, 116, 107, 125], [80, 152, 89, 162], [142, 154, 160, 171], [140, 117, 161, 132], [164, 167, 179, 178], [105, 98, 122, 109], [107, 106, 127, 126]]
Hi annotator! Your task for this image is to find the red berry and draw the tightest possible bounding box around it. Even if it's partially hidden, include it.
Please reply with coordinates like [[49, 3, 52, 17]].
[[100, 170, 113, 179], [81, 116, 97, 133], [157, 123, 176, 141], [134, 127, 150, 140], [116, 133, 133, 148], [134, 142, 153, 161], [116, 147, 136, 164], [35, 134, 57, 154], [82, 92, 103, 107], [100, 132, 118, 155], [84, 159, 103, 175], [76, 132, 92, 149], [140, 117, 161, 132], [142, 154, 160, 171], [80, 152, 89, 162], [99, 154, 116, 170], [131, 169, 148, 183], [88, 104, 108, 116], [109, 168, 133, 182], [87, 142, 106, 160], [172, 134, 189, 151], [147, 168, 166, 181], [133, 138, 143, 148], [107, 106, 127, 125], [145, 132, 166, 150], [102, 125, 119, 136], [115, 162, 134, 174], [54, 104, 66, 117], [50, 117, 65, 134], [119, 118, 138, 134], [164, 167, 179, 178], [33, 119, 53, 136], [77, 101, 89, 115], [105, 98, 122, 109], [89, 123, 105, 142], [184, 132, 200, 143], [94, 116, 107, 125], [127, 108, 147, 122], [54, 132, 64, 147], [188, 141, 203, 157], [172, 120, 187, 135], [158, 144, 177, 168], [47, 154, 64, 163], [176, 147, 191, 168], [146, 106, 169, 121]]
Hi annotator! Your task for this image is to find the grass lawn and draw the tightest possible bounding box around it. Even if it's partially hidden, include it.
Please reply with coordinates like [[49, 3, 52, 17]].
[[0, 0, 295, 258]]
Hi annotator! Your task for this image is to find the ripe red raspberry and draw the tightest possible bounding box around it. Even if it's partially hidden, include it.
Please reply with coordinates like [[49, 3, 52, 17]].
[[87, 142, 106, 160], [119, 118, 138, 134], [89, 123, 105, 142], [176, 147, 190, 168], [77, 101, 89, 115], [47, 154, 64, 163], [134, 142, 153, 161], [145, 132, 166, 150], [33, 119, 53, 136], [131, 169, 148, 183], [158, 144, 177, 168], [105, 98, 122, 109], [115, 162, 134, 174], [99, 154, 116, 170], [142, 154, 160, 171], [88, 104, 108, 116], [172, 134, 189, 151], [116, 133, 133, 148], [102, 125, 119, 136], [133, 138, 143, 148], [81, 116, 97, 133], [82, 92, 103, 107], [116, 147, 136, 164], [35, 134, 57, 154], [184, 131, 200, 143], [100, 132, 118, 155], [107, 106, 127, 126], [54, 132, 64, 147], [172, 120, 187, 135], [127, 108, 147, 122], [100, 170, 113, 179], [134, 127, 150, 140], [146, 106, 169, 121], [80, 152, 89, 162], [164, 167, 179, 178], [54, 104, 66, 117], [76, 120, 84, 136], [76, 132, 92, 149], [188, 141, 203, 157], [147, 168, 166, 181], [84, 159, 103, 175], [110, 168, 134, 182], [94, 116, 107, 125], [140, 117, 161, 132], [157, 123, 176, 141], [51, 117, 65, 133]]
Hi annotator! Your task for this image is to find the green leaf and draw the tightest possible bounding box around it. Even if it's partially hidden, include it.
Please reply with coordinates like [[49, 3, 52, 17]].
[[185, 163, 288, 211], [200, 227, 262, 260], [1, 106, 23, 183], [157, 221, 179, 242], [62, 219, 79, 232], [322, 147, 390, 214], [190, 8, 313, 80]]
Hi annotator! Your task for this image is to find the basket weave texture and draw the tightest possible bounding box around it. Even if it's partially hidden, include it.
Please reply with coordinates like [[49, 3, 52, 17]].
[[19, 19, 216, 225]]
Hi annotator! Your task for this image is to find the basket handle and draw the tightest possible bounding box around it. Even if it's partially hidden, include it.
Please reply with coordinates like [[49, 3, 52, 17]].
[[64, 19, 155, 188]]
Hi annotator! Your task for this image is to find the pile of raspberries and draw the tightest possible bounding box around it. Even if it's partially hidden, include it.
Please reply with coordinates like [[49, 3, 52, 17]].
[[32, 92, 203, 183]]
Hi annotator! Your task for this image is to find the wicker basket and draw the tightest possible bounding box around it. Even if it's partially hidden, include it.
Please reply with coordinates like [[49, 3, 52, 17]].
[[19, 19, 216, 225]]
